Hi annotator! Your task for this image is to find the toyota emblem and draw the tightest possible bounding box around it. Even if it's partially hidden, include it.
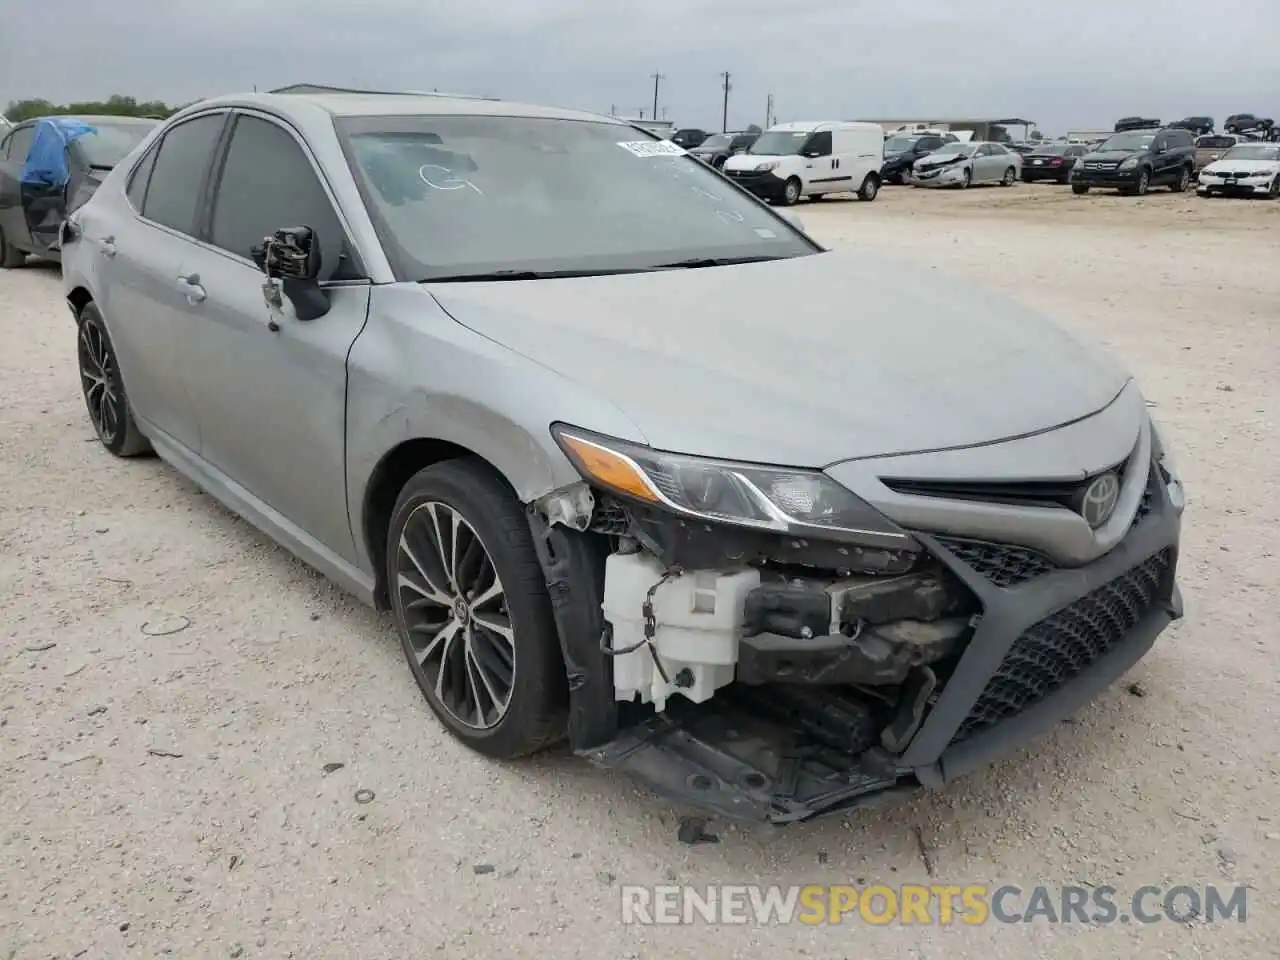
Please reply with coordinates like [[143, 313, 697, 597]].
[[1079, 472, 1120, 528]]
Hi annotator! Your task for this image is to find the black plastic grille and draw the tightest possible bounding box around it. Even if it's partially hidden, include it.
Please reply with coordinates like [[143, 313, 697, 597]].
[[936, 538, 1057, 588], [951, 548, 1173, 741]]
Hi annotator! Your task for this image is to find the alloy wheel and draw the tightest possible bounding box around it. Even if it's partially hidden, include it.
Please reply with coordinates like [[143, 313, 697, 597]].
[[78, 315, 122, 444], [395, 501, 516, 729]]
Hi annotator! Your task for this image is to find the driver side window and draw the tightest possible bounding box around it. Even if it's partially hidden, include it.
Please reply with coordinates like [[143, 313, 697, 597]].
[[6, 125, 35, 163], [802, 131, 832, 157]]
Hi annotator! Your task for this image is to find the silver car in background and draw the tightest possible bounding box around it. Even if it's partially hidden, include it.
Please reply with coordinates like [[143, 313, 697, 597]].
[[61, 92, 1184, 823], [911, 141, 1023, 188]]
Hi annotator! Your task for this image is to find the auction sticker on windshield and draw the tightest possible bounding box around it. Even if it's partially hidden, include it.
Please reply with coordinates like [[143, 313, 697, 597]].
[[617, 140, 686, 157]]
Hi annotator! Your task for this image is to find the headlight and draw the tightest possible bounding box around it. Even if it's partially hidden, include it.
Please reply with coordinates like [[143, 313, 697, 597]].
[[551, 425, 917, 548], [1119, 157, 1139, 169], [754, 161, 779, 173]]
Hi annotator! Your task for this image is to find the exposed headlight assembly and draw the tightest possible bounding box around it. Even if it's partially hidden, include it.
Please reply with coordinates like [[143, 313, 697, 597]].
[[754, 160, 779, 173], [552, 425, 917, 550]]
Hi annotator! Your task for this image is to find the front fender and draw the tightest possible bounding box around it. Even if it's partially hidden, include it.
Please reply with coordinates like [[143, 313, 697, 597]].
[[345, 284, 646, 572]]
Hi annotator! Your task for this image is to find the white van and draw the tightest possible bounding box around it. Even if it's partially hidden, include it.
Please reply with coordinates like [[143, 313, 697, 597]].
[[721, 121, 885, 205]]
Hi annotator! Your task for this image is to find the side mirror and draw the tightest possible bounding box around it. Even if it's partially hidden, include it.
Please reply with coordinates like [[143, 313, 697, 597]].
[[251, 226, 331, 322]]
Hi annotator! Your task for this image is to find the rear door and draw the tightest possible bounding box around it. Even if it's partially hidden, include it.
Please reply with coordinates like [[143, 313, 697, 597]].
[[98, 111, 229, 452], [0, 123, 37, 251], [174, 110, 371, 562]]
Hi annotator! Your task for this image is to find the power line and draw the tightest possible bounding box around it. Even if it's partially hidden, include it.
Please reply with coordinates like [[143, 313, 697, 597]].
[[720, 71, 731, 132], [650, 72, 665, 125]]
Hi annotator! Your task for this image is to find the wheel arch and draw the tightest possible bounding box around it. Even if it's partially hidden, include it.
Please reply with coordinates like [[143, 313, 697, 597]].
[[67, 285, 93, 323]]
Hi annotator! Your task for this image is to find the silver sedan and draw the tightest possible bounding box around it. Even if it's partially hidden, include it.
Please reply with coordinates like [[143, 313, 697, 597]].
[[56, 92, 1183, 824], [911, 141, 1023, 188]]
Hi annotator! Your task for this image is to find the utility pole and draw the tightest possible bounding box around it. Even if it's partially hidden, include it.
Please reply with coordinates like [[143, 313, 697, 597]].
[[765, 92, 774, 128], [650, 72, 664, 125], [720, 71, 732, 132]]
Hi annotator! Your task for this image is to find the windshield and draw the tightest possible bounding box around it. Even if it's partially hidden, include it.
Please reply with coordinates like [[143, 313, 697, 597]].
[[697, 134, 732, 151], [1099, 132, 1155, 152], [74, 120, 157, 167], [1222, 144, 1280, 162], [338, 115, 815, 281], [884, 136, 918, 154], [1196, 136, 1236, 149], [748, 130, 811, 155]]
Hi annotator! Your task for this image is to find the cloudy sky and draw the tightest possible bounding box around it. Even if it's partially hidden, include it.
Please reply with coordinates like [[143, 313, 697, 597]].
[[3, 0, 1278, 134]]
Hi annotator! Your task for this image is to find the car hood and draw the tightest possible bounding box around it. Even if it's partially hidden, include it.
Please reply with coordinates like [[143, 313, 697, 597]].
[[429, 252, 1131, 467], [1203, 158, 1279, 174], [917, 154, 967, 168]]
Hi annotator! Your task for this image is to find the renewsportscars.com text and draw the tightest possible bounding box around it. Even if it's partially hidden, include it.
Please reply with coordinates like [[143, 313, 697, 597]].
[[620, 883, 1248, 926]]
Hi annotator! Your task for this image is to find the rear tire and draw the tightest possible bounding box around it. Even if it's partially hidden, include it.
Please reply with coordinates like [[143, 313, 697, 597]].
[[0, 226, 25, 268], [856, 174, 879, 201], [1072, 184, 1090, 195], [77, 302, 152, 457], [1269, 176, 1280, 199], [386, 459, 567, 759], [1170, 167, 1191, 193]]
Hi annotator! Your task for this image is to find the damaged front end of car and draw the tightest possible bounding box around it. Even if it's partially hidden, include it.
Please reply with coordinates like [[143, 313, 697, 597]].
[[527, 424, 1183, 825]]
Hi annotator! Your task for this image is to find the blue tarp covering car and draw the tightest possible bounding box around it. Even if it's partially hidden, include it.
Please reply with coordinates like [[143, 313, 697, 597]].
[[20, 117, 97, 187]]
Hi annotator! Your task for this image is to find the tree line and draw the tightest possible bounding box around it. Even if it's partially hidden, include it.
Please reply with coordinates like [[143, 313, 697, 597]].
[[4, 94, 188, 123]]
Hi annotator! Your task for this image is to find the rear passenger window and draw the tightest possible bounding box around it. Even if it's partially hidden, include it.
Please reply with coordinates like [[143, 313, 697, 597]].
[[126, 143, 159, 211], [142, 114, 225, 235], [209, 115, 344, 267], [6, 126, 35, 163]]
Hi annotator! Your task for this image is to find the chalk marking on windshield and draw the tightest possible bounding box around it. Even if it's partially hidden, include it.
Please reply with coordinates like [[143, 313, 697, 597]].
[[418, 164, 483, 194], [715, 209, 745, 225]]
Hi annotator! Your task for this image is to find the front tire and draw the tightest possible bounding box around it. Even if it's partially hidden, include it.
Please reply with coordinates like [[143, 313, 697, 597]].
[[386, 459, 567, 759], [857, 174, 879, 201], [1000, 166, 1016, 186], [77, 302, 151, 457], [781, 177, 802, 206], [1133, 168, 1151, 196], [959, 167, 972, 189], [1072, 183, 1090, 194], [0, 225, 25, 268]]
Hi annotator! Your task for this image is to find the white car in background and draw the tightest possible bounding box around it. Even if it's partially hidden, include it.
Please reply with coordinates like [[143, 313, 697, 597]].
[[1196, 143, 1280, 198], [910, 141, 1022, 188]]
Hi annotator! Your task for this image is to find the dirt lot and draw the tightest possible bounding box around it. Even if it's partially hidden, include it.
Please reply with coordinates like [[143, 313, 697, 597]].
[[2, 184, 1277, 959]]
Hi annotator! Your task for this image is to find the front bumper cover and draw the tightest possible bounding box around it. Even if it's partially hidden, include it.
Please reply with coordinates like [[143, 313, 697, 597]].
[[547, 459, 1183, 825]]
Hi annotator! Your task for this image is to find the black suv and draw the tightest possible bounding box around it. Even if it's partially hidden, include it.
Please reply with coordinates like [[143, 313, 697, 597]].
[[687, 130, 759, 169], [1071, 127, 1195, 195], [880, 132, 955, 184]]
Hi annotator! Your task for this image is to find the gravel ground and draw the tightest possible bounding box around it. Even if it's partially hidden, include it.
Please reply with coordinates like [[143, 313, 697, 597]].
[[2, 185, 1277, 959]]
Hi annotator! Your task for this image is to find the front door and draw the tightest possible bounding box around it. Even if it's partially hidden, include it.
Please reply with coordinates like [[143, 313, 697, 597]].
[[0, 123, 37, 251], [800, 130, 836, 194], [175, 111, 371, 564]]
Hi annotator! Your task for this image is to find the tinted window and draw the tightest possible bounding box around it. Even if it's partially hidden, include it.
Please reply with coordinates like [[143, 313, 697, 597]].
[[919, 137, 943, 151], [126, 143, 159, 211], [803, 131, 832, 156], [6, 125, 35, 163], [1168, 130, 1192, 148], [209, 115, 344, 266], [142, 114, 225, 234]]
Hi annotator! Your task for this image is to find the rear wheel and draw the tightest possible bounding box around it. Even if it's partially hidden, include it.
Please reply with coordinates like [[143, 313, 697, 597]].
[[856, 174, 879, 201], [1000, 166, 1016, 186], [0, 225, 25, 268], [1170, 166, 1191, 192], [387, 459, 567, 759], [1270, 176, 1280, 199], [77, 302, 151, 457]]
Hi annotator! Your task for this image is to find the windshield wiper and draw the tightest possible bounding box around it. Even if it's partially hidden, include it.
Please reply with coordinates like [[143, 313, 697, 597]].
[[646, 255, 785, 271], [423, 268, 640, 282]]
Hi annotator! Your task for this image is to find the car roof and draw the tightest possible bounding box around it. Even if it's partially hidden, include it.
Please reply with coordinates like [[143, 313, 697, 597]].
[[12, 114, 159, 127], [181, 92, 620, 126]]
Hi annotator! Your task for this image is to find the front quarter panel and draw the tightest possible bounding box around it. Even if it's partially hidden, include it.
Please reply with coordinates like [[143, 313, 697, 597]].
[[345, 283, 648, 572]]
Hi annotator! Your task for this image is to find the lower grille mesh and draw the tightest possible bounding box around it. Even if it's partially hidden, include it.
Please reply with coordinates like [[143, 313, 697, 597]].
[[952, 548, 1173, 741]]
